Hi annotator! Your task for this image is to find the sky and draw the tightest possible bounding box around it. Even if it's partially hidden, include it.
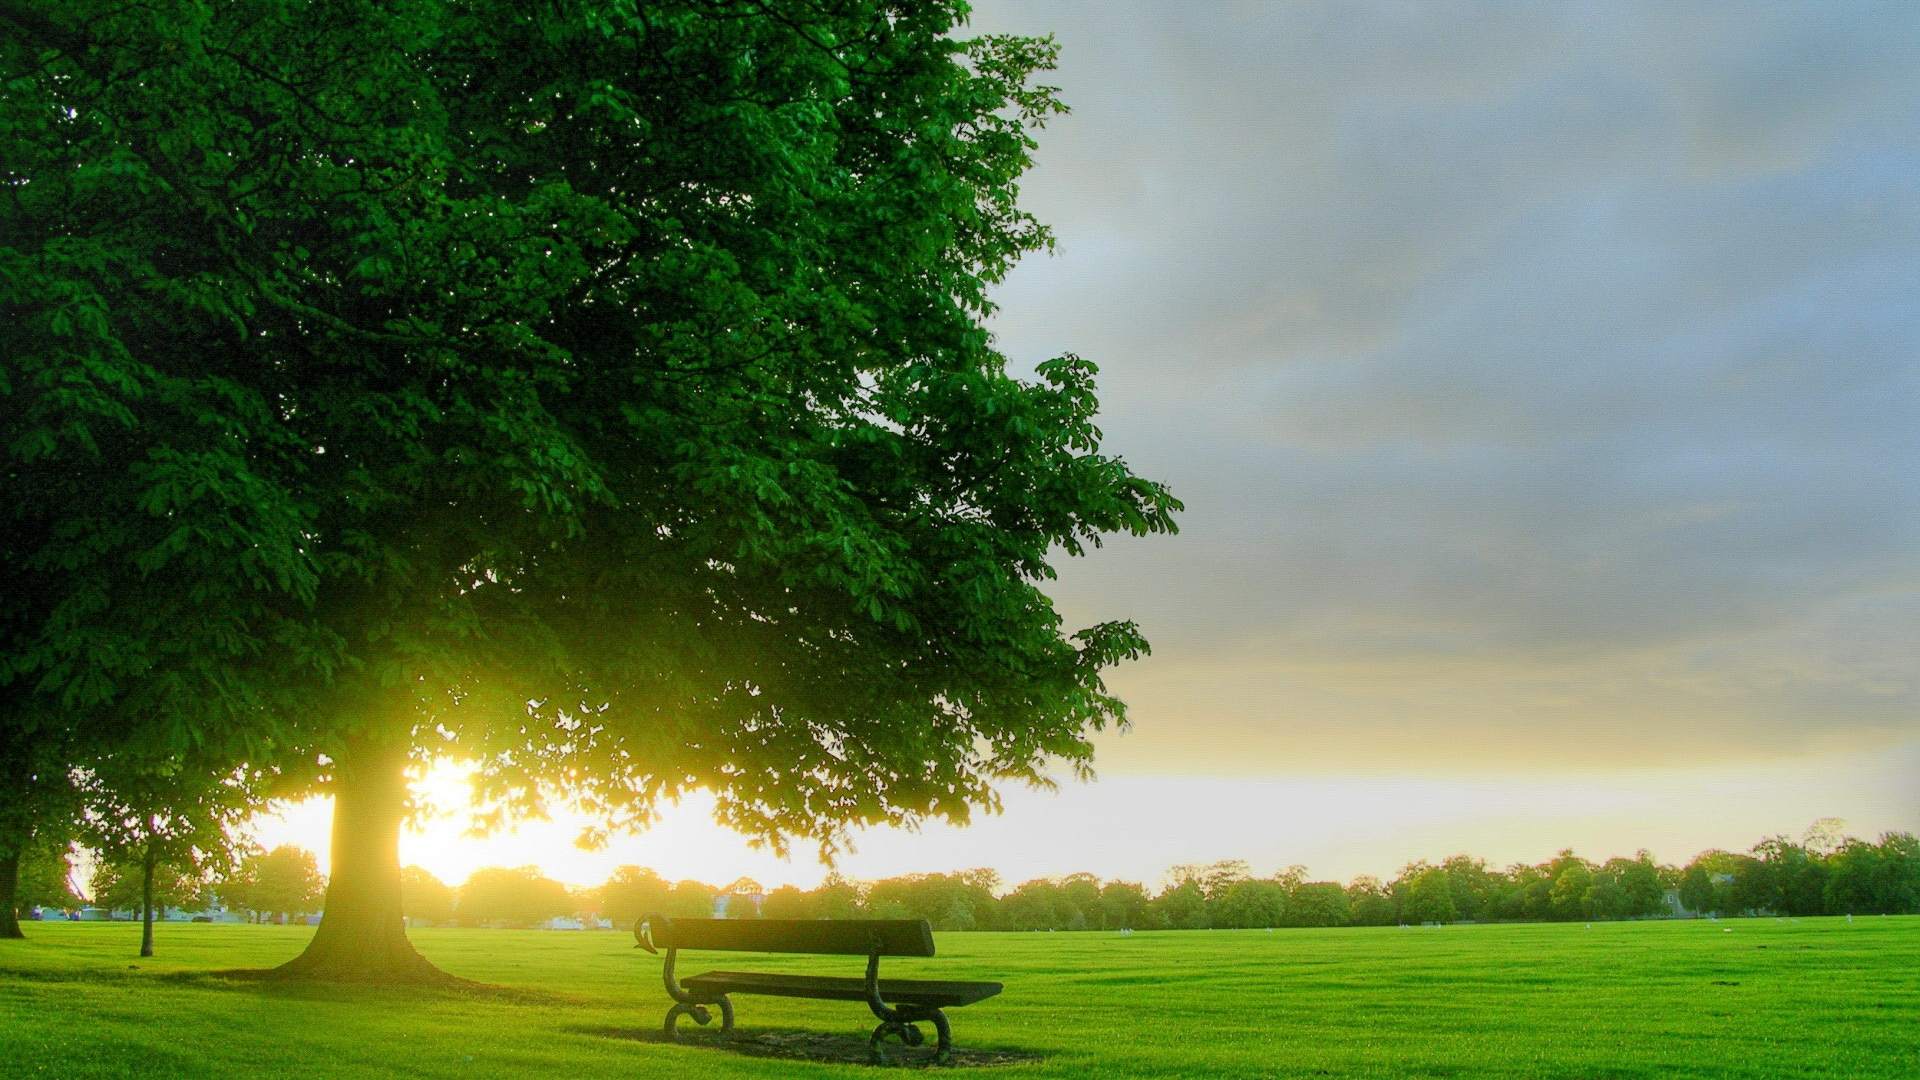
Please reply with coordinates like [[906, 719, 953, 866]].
[[261, 1, 1919, 891]]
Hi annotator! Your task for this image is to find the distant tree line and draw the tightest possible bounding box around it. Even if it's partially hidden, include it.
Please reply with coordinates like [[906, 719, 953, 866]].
[[403, 821, 1920, 931], [17, 843, 325, 928], [18, 821, 1917, 938]]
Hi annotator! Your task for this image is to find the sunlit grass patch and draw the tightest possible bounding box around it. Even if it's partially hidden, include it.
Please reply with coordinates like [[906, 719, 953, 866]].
[[2, 917, 1916, 1078]]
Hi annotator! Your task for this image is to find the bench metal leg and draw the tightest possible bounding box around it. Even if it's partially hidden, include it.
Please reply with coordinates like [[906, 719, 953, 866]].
[[664, 996, 733, 1041], [869, 1007, 951, 1065]]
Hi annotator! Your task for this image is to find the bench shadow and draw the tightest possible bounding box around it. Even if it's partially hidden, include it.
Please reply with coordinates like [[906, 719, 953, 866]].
[[567, 1024, 1046, 1069]]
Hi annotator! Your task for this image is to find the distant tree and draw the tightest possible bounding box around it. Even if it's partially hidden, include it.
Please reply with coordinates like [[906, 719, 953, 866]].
[[457, 867, 573, 928], [868, 870, 999, 930], [1056, 873, 1102, 930], [1801, 818, 1848, 857], [1586, 863, 1632, 920], [1678, 863, 1717, 916], [1400, 867, 1458, 924], [760, 885, 813, 921], [1546, 852, 1594, 921], [809, 874, 867, 920], [1285, 882, 1352, 928], [1751, 837, 1827, 917], [1502, 863, 1554, 921], [1346, 876, 1398, 926], [1438, 855, 1498, 922], [1152, 878, 1210, 930], [1000, 879, 1069, 931], [718, 878, 765, 919], [596, 866, 673, 930], [1681, 853, 1728, 910], [222, 846, 326, 924], [1724, 854, 1770, 915], [953, 870, 1004, 931], [400, 867, 456, 927], [1825, 832, 1918, 915], [664, 880, 717, 920], [1212, 879, 1286, 929], [1584, 855, 1660, 921], [1198, 860, 1252, 902], [1098, 881, 1154, 930]]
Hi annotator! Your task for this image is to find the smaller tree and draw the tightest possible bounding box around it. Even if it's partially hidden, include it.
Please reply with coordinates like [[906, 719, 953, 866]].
[[77, 766, 253, 956], [88, 860, 208, 920]]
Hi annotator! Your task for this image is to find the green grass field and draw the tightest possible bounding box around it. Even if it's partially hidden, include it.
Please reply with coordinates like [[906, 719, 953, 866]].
[[2, 917, 1915, 1078]]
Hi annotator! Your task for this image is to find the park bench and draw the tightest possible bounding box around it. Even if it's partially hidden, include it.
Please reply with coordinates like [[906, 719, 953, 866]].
[[635, 913, 1002, 1063]]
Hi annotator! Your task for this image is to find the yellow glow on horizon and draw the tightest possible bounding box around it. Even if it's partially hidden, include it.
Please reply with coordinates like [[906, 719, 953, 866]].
[[245, 741, 1920, 893]]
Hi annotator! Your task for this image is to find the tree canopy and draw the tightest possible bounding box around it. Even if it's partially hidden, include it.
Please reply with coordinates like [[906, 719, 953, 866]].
[[2, 0, 1177, 973]]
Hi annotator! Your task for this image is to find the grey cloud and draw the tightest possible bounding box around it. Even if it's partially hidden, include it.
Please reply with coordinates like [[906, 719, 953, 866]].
[[966, 1, 1920, 768]]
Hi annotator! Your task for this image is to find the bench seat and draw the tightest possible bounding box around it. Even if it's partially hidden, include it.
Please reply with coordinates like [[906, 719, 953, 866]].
[[683, 970, 1003, 1008]]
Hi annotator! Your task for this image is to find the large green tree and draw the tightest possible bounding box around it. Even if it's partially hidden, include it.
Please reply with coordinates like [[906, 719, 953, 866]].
[[2, 0, 1177, 980]]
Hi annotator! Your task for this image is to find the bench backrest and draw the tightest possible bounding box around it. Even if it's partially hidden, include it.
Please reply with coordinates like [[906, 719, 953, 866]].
[[636, 914, 935, 957]]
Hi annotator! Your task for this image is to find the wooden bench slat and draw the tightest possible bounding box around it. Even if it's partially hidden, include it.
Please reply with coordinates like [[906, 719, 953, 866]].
[[683, 969, 1004, 1008]]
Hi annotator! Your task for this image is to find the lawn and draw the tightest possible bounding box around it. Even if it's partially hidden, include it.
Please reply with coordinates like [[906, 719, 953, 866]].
[[1, 917, 1915, 1078]]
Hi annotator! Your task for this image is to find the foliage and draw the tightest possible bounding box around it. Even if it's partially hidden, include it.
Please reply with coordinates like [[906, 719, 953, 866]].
[[1212, 879, 1287, 929], [1399, 866, 1460, 925], [13, 838, 80, 913], [400, 866, 456, 927], [592, 866, 672, 931], [1151, 879, 1210, 931], [1, 0, 1179, 877], [76, 765, 254, 901], [86, 859, 207, 917], [561, 823, 1920, 934], [219, 846, 325, 923], [456, 867, 575, 929], [865, 870, 1000, 931]]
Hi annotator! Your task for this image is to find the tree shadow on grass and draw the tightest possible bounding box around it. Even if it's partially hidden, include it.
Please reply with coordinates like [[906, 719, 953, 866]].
[[568, 1024, 1045, 1069], [159, 967, 578, 1007], [0, 955, 577, 1008]]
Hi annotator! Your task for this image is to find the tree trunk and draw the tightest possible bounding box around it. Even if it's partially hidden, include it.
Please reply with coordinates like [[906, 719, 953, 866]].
[[139, 849, 155, 958], [0, 848, 23, 940], [274, 736, 445, 982]]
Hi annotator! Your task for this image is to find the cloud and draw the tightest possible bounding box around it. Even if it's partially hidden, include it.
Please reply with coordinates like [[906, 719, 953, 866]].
[[963, 1, 1920, 770]]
